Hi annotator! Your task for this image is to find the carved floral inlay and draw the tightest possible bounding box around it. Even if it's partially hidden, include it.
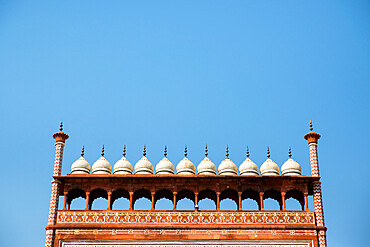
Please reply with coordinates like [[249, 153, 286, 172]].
[[57, 211, 315, 225]]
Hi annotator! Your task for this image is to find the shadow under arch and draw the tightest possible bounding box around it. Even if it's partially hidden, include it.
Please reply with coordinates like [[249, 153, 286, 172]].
[[67, 188, 86, 210], [154, 189, 173, 210], [89, 188, 108, 210], [176, 189, 195, 210], [198, 189, 217, 211], [111, 189, 130, 210], [133, 189, 151, 210], [285, 189, 305, 210], [241, 189, 260, 210], [263, 189, 282, 210], [220, 188, 238, 210]]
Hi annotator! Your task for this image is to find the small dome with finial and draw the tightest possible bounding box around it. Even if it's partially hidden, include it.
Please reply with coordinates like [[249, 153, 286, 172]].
[[197, 144, 217, 175], [71, 146, 91, 174], [134, 145, 153, 174], [156, 146, 175, 175], [113, 145, 133, 174], [177, 145, 196, 175], [239, 146, 259, 175], [260, 147, 280, 175], [92, 145, 112, 174], [281, 146, 301, 176], [218, 145, 237, 175]]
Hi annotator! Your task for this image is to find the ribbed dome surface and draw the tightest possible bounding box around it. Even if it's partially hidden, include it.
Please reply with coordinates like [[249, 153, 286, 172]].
[[155, 157, 174, 174], [71, 156, 91, 174], [113, 156, 133, 174], [239, 158, 259, 175], [197, 157, 217, 175], [92, 156, 112, 174], [134, 156, 153, 174], [260, 158, 280, 175], [218, 158, 237, 175], [281, 158, 301, 175], [176, 157, 196, 175]]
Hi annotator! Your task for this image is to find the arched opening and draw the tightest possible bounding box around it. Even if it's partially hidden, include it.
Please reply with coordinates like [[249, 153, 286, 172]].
[[241, 189, 260, 210], [58, 195, 65, 210], [90, 189, 108, 210], [285, 189, 304, 211], [263, 189, 282, 211], [220, 188, 238, 210], [176, 189, 195, 210], [133, 189, 151, 210], [67, 188, 86, 210], [242, 198, 259, 210], [155, 189, 173, 210], [198, 189, 216, 211], [308, 194, 314, 211], [111, 189, 130, 210]]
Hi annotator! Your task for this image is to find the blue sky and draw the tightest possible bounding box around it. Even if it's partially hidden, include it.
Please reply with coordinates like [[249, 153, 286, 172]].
[[0, 1, 369, 246]]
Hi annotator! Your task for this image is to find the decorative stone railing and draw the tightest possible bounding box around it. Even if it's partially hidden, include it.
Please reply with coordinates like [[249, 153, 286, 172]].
[[57, 211, 315, 226]]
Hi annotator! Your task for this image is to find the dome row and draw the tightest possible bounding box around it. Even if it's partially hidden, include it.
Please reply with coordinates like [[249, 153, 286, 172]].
[[71, 146, 301, 176]]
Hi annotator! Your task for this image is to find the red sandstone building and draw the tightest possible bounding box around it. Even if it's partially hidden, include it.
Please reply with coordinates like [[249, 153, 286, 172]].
[[45, 121, 327, 247]]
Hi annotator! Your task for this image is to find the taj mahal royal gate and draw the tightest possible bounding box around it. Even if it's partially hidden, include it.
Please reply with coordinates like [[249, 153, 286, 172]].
[[45, 122, 327, 247]]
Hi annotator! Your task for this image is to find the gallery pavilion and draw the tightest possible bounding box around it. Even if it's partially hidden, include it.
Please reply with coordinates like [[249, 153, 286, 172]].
[[45, 121, 327, 247]]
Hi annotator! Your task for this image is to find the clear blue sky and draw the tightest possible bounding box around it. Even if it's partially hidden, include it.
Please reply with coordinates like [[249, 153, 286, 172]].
[[0, 1, 369, 246]]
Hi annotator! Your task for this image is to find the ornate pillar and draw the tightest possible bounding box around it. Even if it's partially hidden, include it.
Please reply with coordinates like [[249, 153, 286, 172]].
[[216, 192, 220, 211], [281, 192, 286, 211], [107, 191, 112, 210], [45, 122, 69, 247], [194, 192, 199, 211], [238, 192, 242, 211], [259, 192, 264, 210], [304, 121, 327, 247], [304, 193, 309, 211], [151, 192, 155, 211], [85, 192, 90, 210], [63, 192, 68, 210], [173, 192, 177, 210], [129, 192, 134, 211]]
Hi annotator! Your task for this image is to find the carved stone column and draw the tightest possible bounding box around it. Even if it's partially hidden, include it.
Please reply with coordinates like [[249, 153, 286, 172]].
[[129, 192, 134, 211], [259, 192, 264, 210]]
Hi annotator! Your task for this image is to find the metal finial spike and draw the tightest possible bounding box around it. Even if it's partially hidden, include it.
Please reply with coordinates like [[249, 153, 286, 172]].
[[101, 145, 105, 156], [184, 145, 188, 157], [226, 145, 229, 158], [164, 145, 167, 157], [60, 120, 63, 131], [246, 146, 250, 158], [123, 145, 126, 156], [310, 120, 313, 131], [81, 145, 85, 157], [289, 146, 292, 158], [143, 145, 146, 156], [205, 144, 208, 157], [267, 146, 270, 158]]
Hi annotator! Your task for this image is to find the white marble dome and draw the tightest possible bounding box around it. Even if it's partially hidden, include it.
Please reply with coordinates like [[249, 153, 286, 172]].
[[239, 158, 259, 175], [92, 157, 112, 174], [176, 146, 195, 175], [281, 158, 301, 176], [71, 156, 91, 174], [197, 157, 217, 175], [134, 147, 153, 174], [113, 155, 133, 174], [134, 156, 153, 174], [177, 157, 196, 174], [156, 156, 174, 174], [260, 158, 280, 175], [218, 158, 237, 175]]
